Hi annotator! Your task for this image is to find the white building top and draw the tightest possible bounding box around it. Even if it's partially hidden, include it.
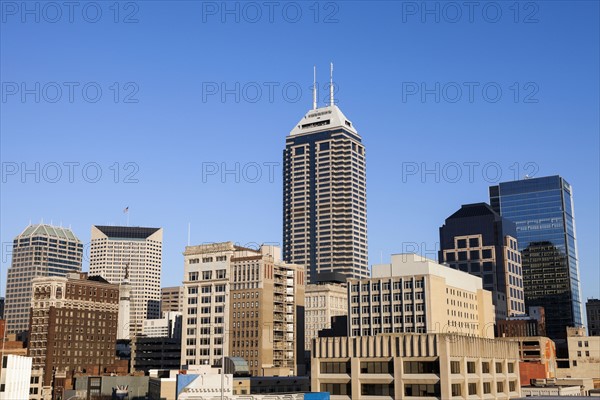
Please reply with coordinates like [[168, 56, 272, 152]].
[[372, 253, 484, 293], [289, 105, 358, 137]]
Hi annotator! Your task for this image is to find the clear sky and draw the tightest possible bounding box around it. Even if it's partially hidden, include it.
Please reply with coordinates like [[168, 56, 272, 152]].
[[1, 1, 599, 305]]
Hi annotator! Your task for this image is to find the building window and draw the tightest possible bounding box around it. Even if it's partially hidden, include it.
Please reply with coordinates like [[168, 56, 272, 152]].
[[320, 383, 350, 396], [497, 382, 504, 393], [404, 383, 440, 397], [450, 361, 460, 374], [189, 272, 198, 281], [507, 362, 514, 373], [495, 362, 503, 373], [509, 381, 516, 392], [403, 361, 439, 374], [451, 384, 461, 396], [468, 383, 477, 395], [321, 361, 351, 374], [467, 361, 476, 374], [483, 382, 491, 394], [362, 384, 395, 396], [361, 361, 394, 374], [482, 362, 490, 373]]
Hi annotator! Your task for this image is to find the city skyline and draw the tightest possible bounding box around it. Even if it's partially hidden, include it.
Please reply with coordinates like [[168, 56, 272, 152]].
[[2, 3, 598, 307]]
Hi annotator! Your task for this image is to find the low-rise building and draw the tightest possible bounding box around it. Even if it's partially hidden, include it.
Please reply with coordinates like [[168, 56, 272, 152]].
[[305, 282, 347, 352], [347, 254, 495, 338], [521, 378, 595, 397], [0, 354, 32, 400], [557, 327, 600, 380], [142, 311, 182, 339], [312, 333, 521, 399], [497, 306, 546, 337], [500, 336, 558, 383]]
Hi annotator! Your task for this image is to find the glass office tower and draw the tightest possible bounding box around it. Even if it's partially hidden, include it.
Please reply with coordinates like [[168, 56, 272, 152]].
[[490, 175, 582, 340]]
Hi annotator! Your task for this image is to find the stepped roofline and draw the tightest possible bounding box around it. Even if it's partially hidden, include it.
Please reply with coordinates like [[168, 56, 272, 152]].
[[289, 104, 358, 137]]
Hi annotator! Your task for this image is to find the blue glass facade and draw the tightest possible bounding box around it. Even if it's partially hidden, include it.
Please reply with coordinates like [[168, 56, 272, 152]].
[[490, 176, 582, 339]]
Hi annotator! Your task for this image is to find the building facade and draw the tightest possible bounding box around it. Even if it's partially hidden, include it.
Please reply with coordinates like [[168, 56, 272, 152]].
[[556, 326, 600, 379], [439, 203, 525, 320], [305, 282, 348, 351], [5, 224, 83, 335], [161, 286, 184, 313], [283, 96, 368, 283], [312, 333, 521, 399], [0, 354, 32, 400], [496, 306, 546, 337], [142, 311, 182, 339], [28, 273, 121, 389], [182, 242, 305, 376], [347, 254, 495, 338], [131, 336, 181, 374], [89, 225, 163, 337], [586, 298, 600, 336], [490, 176, 583, 340], [499, 336, 558, 382]]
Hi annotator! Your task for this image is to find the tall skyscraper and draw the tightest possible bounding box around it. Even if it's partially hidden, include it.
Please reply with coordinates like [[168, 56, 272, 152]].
[[439, 203, 525, 321], [4, 224, 83, 335], [181, 242, 305, 376], [283, 66, 368, 283], [89, 225, 163, 337], [490, 175, 583, 340]]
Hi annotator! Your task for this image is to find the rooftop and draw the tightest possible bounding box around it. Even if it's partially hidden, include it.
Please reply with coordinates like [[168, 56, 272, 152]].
[[289, 105, 358, 136], [18, 224, 80, 241]]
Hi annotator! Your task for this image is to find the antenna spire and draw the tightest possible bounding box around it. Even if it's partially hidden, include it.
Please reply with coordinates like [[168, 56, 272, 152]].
[[329, 62, 334, 106], [313, 66, 317, 110]]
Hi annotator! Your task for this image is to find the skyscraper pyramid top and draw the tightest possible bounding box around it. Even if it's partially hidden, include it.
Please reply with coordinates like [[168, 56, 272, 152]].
[[289, 104, 358, 137], [18, 224, 80, 241], [289, 63, 359, 137]]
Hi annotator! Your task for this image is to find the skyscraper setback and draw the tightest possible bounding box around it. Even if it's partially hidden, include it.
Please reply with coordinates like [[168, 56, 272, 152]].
[[4, 224, 83, 335], [89, 225, 163, 337], [439, 203, 525, 321], [490, 175, 583, 340], [283, 67, 368, 283]]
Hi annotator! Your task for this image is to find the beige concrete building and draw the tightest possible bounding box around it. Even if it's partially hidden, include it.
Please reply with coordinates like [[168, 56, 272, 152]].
[[181, 242, 305, 376], [90, 225, 163, 337], [557, 326, 600, 379], [312, 333, 521, 399], [347, 254, 495, 338], [161, 286, 184, 313], [305, 282, 348, 351]]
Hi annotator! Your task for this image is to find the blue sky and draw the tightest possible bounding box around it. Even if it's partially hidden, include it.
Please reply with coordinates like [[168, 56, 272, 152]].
[[1, 1, 599, 305]]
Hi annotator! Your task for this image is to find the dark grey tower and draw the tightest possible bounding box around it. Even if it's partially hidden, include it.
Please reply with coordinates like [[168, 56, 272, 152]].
[[283, 68, 368, 283]]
